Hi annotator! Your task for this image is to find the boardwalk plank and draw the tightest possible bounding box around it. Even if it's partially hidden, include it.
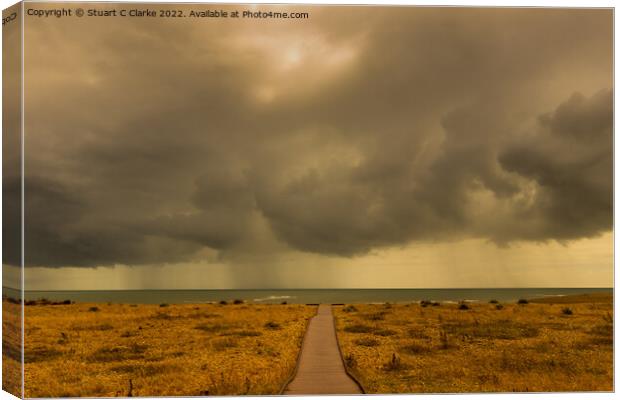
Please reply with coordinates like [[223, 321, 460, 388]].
[[284, 305, 362, 395]]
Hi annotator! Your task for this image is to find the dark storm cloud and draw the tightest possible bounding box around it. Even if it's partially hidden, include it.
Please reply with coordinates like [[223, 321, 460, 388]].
[[3, 7, 22, 269], [3, 177, 21, 266], [17, 6, 612, 267], [17, 176, 201, 267], [497, 89, 613, 242], [141, 169, 256, 250]]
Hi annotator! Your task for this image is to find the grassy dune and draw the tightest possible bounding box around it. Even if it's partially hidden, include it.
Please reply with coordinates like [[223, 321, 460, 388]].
[[22, 302, 315, 397], [334, 296, 613, 393]]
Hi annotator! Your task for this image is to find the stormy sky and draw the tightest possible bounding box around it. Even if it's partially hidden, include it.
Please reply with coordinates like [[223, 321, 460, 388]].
[[4, 5, 613, 289]]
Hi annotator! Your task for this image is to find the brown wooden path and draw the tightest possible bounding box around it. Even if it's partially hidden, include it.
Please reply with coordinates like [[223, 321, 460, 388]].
[[283, 304, 363, 395]]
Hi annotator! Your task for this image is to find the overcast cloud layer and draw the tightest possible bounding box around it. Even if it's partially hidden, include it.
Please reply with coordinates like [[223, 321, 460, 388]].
[[7, 6, 612, 268]]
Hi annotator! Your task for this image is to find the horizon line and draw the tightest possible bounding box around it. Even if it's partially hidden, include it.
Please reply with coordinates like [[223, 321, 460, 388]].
[[2, 286, 614, 292]]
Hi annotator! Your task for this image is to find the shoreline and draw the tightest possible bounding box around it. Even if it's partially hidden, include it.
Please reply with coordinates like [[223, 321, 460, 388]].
[[7, 290, 612, 307]]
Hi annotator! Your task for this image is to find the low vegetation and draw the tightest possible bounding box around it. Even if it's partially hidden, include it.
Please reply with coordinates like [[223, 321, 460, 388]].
[[10, 292, 613, 396], [334, 294, 613, 393], [22, 301, 315, 397], [3, 300, 22, 397]]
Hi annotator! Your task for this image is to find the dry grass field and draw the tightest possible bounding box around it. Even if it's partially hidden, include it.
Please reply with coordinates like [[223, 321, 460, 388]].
[[6, 293, 613, 396], [334, 295, 613, 393], [21, 301, 315, 397], [2, 300, 22, 397]]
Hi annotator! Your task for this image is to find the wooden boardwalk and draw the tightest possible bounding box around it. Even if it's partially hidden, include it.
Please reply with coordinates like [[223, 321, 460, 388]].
[[284, 304, 363, 395]]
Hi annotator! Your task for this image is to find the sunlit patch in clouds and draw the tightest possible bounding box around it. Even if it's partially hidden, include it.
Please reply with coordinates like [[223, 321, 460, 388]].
[[234, 31, 363, 103]]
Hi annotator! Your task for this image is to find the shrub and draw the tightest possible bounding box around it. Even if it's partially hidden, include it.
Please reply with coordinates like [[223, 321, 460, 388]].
[[517, 299, 529, 305], [400, 342, 432, 355], [110, 364, 169, 376], [374, 329, 397, 337], [439, 330, 450, 350], [264, 321, 281, 330], [194, 323, 231, 333], [344, 324, 374, 333], [354, 338, 379, 347], [343, 305, 358, 313], [420, 300, 432, 308], [458, 303, 470, 310], [211, 337, 239, 351], [159, 303, 169, 307], [235, 330, 262, 337], [496, 304, 504, 310], [589, 324, 612, 337], [363, 312, 387, 321], [233, 299, 244, 305], [256, 345, 280, 357], [92, 324, 114, 331], [443, 319, 539, 340], [88, 306, 100, 312], [384, 353, 407, 371], [152, 312, 174, 320], [489, 299, 499, 304], [24, 347, 63, 363], [3, 341, 21, 362], [408, 329, 430, 339], [219, 300, 228, 305], [587, 335, 613, 346], [88, 344, 147, 363], [58, 332, 69, 344], [431, 302, 441, 306], [281, 301, 287, 305], [562, 307, 573, 315], [344, 354, 357, 368]]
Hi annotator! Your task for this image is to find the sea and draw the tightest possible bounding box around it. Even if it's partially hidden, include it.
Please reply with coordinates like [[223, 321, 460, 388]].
[[2, 287, 613, 305]]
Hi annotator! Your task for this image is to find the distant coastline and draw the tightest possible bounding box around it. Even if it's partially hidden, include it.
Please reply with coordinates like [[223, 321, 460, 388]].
[[3, 287, 613, 305]]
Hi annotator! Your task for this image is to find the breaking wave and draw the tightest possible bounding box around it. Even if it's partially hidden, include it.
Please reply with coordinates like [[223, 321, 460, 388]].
[[253, 295, 296, 302]]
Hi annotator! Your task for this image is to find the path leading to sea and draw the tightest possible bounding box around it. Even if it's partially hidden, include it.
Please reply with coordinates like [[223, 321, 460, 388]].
[[284, 304, 363, 395]]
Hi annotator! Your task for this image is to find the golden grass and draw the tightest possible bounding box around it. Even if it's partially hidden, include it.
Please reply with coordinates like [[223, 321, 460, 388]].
[[23, 302, 315, 397], [334, 298, 613, 393], [3, 300, 22, 397]]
